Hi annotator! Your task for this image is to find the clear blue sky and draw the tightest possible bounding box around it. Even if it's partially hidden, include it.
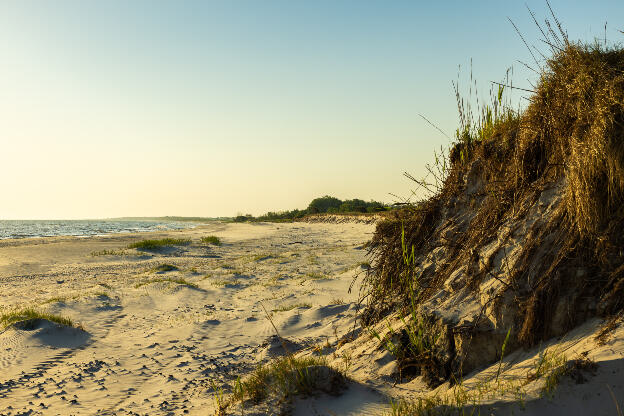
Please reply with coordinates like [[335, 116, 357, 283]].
[[1, 1, 622, 219]]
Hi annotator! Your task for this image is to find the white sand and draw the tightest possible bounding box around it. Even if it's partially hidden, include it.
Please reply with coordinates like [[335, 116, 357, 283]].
[[1, 221, 622, 416], [0, 222, 378, 415]]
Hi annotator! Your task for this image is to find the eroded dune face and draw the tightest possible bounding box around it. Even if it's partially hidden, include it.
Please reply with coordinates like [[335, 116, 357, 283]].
[[0, 221, 378, 415]]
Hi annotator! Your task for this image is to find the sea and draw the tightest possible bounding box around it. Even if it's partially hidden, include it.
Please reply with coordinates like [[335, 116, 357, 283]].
[[0, 220, 196, 240]]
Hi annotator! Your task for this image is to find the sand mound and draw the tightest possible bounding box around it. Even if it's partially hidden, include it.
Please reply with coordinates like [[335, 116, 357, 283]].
[[3, 318, 89, 349], [361, 41, 624, 386]]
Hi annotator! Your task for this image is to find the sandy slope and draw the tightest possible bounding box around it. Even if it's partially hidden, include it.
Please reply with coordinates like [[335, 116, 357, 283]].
[[0, 222, 384, 415]]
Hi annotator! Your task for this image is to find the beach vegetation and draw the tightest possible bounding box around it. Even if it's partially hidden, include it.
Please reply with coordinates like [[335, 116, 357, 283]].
[[90, 249, 128, 256], [210, 279, 233, 287], [127, 238, 190, 250], [384, 347, 597, 415], [305, 272, 327, 280], [253, 253, 275, 261], [134, 277, 199, 289], [231, 196, 391, 223], [272, 303, 312, 312], [362, 7, 624, 390], [201, 235, 221, 246], [0, 308, 75, 329], [229, 355, 338, 405], [151, 263, 178, 273]]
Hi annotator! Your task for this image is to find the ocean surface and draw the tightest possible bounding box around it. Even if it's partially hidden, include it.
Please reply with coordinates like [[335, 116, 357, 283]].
[[0, 220, 195, 239]]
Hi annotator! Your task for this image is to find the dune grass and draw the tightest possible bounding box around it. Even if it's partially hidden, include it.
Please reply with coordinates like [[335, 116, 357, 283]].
[[90, 249, 128, 256], [0, 308, 74, 329], [231, 355, 332, 405], [201, 235, 221, 246], [385, 346, 598, 416], [210, 279, 234, 287], [272, 303, 312, 312], [134, 277, 198, 289], [151, 263, 179, 273], [305, 272, 327, 280], [127, 238, 190, 250]]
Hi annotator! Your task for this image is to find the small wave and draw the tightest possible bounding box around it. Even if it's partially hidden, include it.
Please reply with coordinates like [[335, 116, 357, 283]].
[[0, 220, 196, 240]]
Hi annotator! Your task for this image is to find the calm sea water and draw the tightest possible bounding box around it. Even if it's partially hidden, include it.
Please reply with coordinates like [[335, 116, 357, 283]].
[[0, 220, 195, 239]]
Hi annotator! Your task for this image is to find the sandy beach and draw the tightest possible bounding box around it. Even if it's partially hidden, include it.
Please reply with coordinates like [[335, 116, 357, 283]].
[[1, 221, 623, 416], [0, 221, 389, 415]]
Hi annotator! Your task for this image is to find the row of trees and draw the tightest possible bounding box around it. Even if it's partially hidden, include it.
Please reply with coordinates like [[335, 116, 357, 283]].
[[233, 196, 390, 222]]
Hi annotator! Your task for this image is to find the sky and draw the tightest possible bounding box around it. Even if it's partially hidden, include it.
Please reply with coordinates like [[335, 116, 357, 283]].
[[1, 1, 623, 219]]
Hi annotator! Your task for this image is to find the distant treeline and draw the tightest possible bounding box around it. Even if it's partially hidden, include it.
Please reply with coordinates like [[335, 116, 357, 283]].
[[233, 196, 390, 222]]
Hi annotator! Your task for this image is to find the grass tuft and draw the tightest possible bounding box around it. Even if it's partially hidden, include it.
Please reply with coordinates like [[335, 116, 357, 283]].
[[0, 308, 74, 329], [135, 278, 199, 289], [91, 249, 128, 256], [230, 356, 339, 405], [201, 235, 221, 246], [272, 303, 312, 312], [151, 264, 178, 273], [128, 238, 190, 250]]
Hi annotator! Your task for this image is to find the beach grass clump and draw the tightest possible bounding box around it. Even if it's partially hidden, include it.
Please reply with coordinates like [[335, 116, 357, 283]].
[[210, 279, 232, 287], [0, 308, 74, 329], [229, 356, 343, 405], [151, 263, 179, 273], [201, 235, 221, 246], [384, 348, 585, 416], [90, 249, 128, 256], [134, 277, 198, 289], [305, 272, 327, 280], [127, 238, 190, 250], [42, 296, 67, 305], [272, 303, 312, 312]]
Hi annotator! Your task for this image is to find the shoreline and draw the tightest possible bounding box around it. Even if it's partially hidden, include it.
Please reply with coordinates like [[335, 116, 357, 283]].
[[0, 219, 201, 243]]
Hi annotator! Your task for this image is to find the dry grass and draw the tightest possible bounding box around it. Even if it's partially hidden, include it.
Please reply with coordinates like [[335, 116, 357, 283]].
[[363, 22, 624, 385]]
